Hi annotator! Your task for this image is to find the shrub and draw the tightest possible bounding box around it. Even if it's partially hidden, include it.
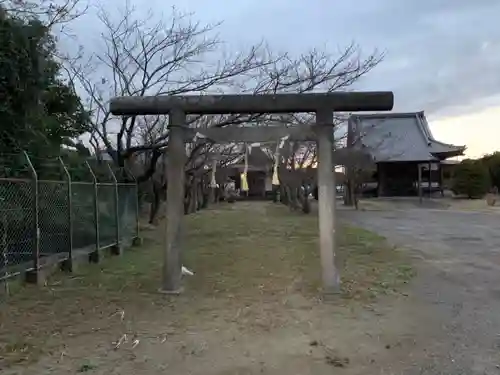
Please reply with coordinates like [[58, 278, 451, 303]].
[[480, 152, 500, 190], [452, 160, 490, 198]]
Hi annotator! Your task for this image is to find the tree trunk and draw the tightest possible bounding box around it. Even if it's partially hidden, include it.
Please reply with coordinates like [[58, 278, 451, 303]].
[[292, 187, 300, 210], [201, 177, 209, 209], [286, 185, 292, 208], [280, 185, 288, 205], [285, 185, 300, 210], [196, 178, 204, 210], [301, 184, 311, 214], [188, 178, 197, 214], [272, 185, 279, 203], [344, 179, 355, 206], [184, 176, 192, 214], [353, 183, 360, 210], [149, 190, 161, 224], [148, 182, 163, 224]]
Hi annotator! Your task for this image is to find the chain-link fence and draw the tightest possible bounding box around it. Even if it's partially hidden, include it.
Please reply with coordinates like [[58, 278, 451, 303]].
[[0, 153, 139, 281]]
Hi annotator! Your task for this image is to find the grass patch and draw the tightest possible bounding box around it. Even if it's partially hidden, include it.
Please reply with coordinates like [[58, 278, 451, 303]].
[[337, 226, 415, 299], [0, 202, 413, 367]]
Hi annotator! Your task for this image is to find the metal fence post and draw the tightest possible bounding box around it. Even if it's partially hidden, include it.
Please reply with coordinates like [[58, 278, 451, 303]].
[[107, 163, 121, 255], [134, 182, 140, 241], [23, 152, 40, 284], [59, 157, 74, 271], [2, 208, 9, 289], [124, 166, 140, 244], [86, 161, 100, 263]]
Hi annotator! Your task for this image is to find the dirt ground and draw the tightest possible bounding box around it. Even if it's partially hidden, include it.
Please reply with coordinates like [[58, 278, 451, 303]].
[[340, 203, 500, 374], [0, 202, 417, 375], [5, 199, 500, 374]]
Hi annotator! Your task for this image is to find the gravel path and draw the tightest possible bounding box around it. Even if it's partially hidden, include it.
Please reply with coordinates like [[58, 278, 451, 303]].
[[339, 207, 500, 375]]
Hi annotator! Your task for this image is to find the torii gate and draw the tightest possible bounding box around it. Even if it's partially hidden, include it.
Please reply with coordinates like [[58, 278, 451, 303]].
[[109, 92, 394, 295]]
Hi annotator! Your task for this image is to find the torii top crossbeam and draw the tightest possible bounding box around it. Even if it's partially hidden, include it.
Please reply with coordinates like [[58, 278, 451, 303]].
[[109, 92, 394, 115]]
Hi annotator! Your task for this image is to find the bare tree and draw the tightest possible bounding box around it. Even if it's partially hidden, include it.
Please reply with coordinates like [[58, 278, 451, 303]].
[[67, 3, 273, 171], [342, 117, 405, 208], [63, 3, 282, 225], [65, 2, 384, 221], [261, 114, 347, 213], [341, 152, 375, 209], [172, 41, 385, 217]]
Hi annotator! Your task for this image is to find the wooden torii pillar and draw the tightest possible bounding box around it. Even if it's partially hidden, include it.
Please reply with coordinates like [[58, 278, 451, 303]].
[[110, 92, 394, 294]]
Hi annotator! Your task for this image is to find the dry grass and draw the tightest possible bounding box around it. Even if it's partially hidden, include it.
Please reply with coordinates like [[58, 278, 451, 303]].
[[356, 199, 393, 211], [358, 197, 500, 214], [445, 197, 500, 212], [0, 202, 413, 369]]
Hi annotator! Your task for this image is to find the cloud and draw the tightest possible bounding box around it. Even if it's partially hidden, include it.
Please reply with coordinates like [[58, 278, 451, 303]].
[[67, 0, 500, 117], [330, 0, 500, 116]]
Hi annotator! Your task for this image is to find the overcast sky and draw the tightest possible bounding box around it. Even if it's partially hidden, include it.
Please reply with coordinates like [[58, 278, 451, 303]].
[[68, 0, 500, 157]]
